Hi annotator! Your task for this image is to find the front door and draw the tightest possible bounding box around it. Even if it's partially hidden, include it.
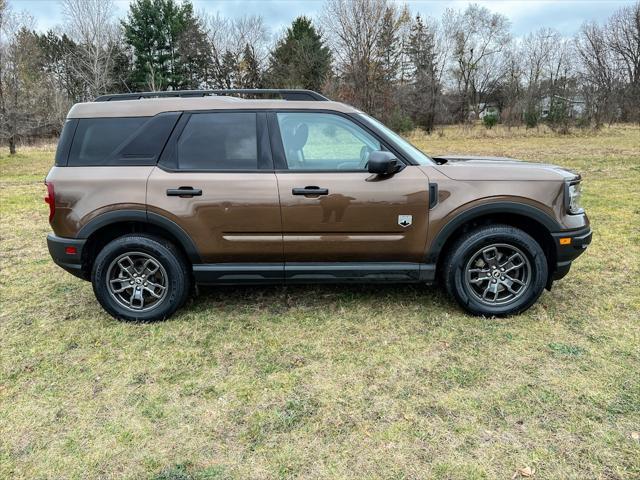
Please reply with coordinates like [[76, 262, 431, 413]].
[[271, 111, 430, 268], [147, 111, 283, 281]]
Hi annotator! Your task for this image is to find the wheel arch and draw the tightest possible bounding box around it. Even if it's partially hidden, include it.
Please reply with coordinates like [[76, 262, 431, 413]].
[[77, 210, 201, 275], [429, 202, 559, 280]]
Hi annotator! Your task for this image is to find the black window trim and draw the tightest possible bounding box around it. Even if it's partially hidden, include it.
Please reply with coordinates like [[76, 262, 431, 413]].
[[158, 109, 273, 173], [266, 109, 411, 173]]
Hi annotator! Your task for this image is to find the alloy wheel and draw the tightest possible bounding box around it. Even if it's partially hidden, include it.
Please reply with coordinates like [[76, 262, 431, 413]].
[[106, 252, 168, 312], [464, 243, 532, 306]]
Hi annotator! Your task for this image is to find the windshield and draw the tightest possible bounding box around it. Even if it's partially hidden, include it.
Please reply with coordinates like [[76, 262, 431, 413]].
[[357, 114, 433, 165]]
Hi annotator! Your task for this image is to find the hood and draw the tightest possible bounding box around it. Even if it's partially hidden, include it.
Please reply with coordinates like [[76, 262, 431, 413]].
[[431, 155, 579, 182]]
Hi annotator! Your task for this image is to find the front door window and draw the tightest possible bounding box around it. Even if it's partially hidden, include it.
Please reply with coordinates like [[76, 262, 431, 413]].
[[276, 112, 380, 171]]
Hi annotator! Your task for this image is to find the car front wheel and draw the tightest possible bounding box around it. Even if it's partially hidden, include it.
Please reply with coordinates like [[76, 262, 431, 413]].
[[92, 234, 190, 321], [443, 225, 548, 316]]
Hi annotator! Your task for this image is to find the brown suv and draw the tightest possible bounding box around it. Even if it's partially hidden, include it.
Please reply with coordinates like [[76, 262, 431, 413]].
[[45, 89, 592, 321]]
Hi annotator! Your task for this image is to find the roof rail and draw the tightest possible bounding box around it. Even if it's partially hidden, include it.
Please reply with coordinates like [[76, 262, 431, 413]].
[[94, 89, 329, 102]]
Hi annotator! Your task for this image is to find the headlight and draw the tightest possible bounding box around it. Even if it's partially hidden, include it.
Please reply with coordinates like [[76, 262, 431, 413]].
[[565, 181, 583, 214]]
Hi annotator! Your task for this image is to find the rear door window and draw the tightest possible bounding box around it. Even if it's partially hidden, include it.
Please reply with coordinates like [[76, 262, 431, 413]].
[[177, 112, 258, 170]]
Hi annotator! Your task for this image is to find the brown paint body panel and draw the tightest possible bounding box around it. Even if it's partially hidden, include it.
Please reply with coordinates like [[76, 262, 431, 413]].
[[46, 166, 152, 237], [146, 168, 283, 263], [276, 167, 430, 262], [46, 164, 589, 265], [420, 165, 588, 255]]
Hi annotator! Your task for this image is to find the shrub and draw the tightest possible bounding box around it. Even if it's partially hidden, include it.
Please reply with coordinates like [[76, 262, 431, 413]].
[[483, 113, 498, 129], [524, 109, 539, 128], [387, 110, 415, 133]]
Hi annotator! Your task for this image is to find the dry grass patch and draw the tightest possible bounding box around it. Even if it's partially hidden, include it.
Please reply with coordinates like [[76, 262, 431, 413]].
[[1, 125, 639, 479]]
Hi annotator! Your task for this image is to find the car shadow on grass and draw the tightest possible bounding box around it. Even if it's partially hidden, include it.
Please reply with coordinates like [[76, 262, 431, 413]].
[[183, 282, 456, 319]]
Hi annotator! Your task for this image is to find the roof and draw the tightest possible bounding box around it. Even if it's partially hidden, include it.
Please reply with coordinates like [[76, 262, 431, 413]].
[[67, 96, 361, 118]]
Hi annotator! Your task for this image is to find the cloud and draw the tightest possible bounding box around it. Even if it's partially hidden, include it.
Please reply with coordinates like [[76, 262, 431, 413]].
[[10, 0, 630, 37]]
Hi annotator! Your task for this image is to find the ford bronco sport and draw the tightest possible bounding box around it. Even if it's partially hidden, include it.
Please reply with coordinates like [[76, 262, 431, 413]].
[[45, 89, 592, 321]]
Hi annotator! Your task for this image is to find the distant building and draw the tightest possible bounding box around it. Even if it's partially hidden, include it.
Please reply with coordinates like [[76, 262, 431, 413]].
[[470, 103, 500, 121], [540, 95, 585, 118]]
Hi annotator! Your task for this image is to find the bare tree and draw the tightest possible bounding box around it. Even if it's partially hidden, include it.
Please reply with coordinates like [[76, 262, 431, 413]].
[[203, 12, 269, 88], [60, 0, 118, 100], [519, 28, 557, 125], [443, 4, 511, 122], [576, 21, 619, 126], [0, 2, 56, 153], [407, 14, 447, 132], [232, 15, 270, 66], [607, 1, 640, 122], [321, 0, 395, 114]]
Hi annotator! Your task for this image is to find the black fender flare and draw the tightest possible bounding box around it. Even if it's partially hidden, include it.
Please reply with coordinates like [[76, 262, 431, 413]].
[[426, 201, 561, 263], [77, 209, 201, 263]]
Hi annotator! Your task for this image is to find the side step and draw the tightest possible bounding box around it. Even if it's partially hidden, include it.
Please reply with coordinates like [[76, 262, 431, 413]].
[[193, 262, 436, 285]]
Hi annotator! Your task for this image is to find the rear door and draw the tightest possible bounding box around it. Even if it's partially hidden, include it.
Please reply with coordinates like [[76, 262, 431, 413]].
[[146, 111, 283, 279], [270, 111, 430, 266]]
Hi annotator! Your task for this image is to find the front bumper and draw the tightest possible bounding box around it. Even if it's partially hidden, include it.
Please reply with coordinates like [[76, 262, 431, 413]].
[[47, 234, 87, 280], [550, 226, 592, 281]]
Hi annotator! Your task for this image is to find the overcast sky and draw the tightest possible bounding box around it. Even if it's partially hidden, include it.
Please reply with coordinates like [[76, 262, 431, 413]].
[[9, 0, 635, 38]]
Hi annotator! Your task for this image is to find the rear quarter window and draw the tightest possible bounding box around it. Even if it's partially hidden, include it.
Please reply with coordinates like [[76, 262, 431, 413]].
[[68, 117, 148, 166], [54, 119, 78, 166]]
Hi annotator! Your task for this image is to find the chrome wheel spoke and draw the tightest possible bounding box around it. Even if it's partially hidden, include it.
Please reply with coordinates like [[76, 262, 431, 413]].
[[129, 287, 144, 309], [470, 275, 490, 284], [110, 278, 133, 293], [482, 246, 499, 267], [144, 281, 166, 299], [117, 257, 136, 277], [140, 258, 160, 276]]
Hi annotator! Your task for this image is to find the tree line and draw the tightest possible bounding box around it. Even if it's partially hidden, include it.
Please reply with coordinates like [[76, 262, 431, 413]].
[[1, 0, 639, 154]]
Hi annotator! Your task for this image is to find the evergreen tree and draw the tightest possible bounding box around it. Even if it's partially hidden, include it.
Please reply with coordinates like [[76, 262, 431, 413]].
[[265, 16, 331, 91], [408, 15, 441, 132], [36, 31, 84, 102], [177, 11, 213, 89], [217, 51, 238, 88], [239, 44, 261, 88], [122, 0, 210, 91]]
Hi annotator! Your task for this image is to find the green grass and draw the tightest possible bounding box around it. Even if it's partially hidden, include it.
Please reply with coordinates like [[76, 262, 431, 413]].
[[1, 125, 639, 479]]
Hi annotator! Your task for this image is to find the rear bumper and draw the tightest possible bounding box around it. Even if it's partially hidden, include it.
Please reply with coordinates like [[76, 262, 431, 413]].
[[47, 234, 87, 280], [550, 226, 592, 281]]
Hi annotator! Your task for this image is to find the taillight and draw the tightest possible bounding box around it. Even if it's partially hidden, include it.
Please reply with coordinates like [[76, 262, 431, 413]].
[[44, 182, 55, 222]]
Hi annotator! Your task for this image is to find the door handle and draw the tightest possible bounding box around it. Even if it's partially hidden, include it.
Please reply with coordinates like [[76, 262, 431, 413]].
[[292, 186, 329, 196], [166, 187, 202, 197]]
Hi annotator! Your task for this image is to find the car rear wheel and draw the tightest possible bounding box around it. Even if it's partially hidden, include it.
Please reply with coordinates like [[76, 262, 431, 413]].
[[442, 225, 548, 316], [92, 235, 190, 321]]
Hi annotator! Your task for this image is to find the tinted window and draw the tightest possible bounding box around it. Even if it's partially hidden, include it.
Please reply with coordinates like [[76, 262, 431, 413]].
[[55, 119, 78, 166], [68, 117, 147, 166], [276, 112, 380, 170], [177, 112, 258, 170]]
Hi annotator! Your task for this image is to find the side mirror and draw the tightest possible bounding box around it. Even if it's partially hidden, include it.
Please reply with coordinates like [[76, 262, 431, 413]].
[[368, 151, 401, 175]]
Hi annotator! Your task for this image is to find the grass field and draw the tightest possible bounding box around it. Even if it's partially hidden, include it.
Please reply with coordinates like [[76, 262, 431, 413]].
[[1, 124, 639, 479]]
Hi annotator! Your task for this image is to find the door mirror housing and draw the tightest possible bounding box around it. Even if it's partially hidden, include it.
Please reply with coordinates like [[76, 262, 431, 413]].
[[368, 151, 401, 176]]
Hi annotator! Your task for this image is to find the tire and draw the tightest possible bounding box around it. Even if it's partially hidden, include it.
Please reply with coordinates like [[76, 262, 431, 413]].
[[442, 225, 548, 316], [91, 234, 191, 321]]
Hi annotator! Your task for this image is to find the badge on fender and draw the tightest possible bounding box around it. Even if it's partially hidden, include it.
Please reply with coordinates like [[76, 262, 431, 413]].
[[398, 215, 412, 227]]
